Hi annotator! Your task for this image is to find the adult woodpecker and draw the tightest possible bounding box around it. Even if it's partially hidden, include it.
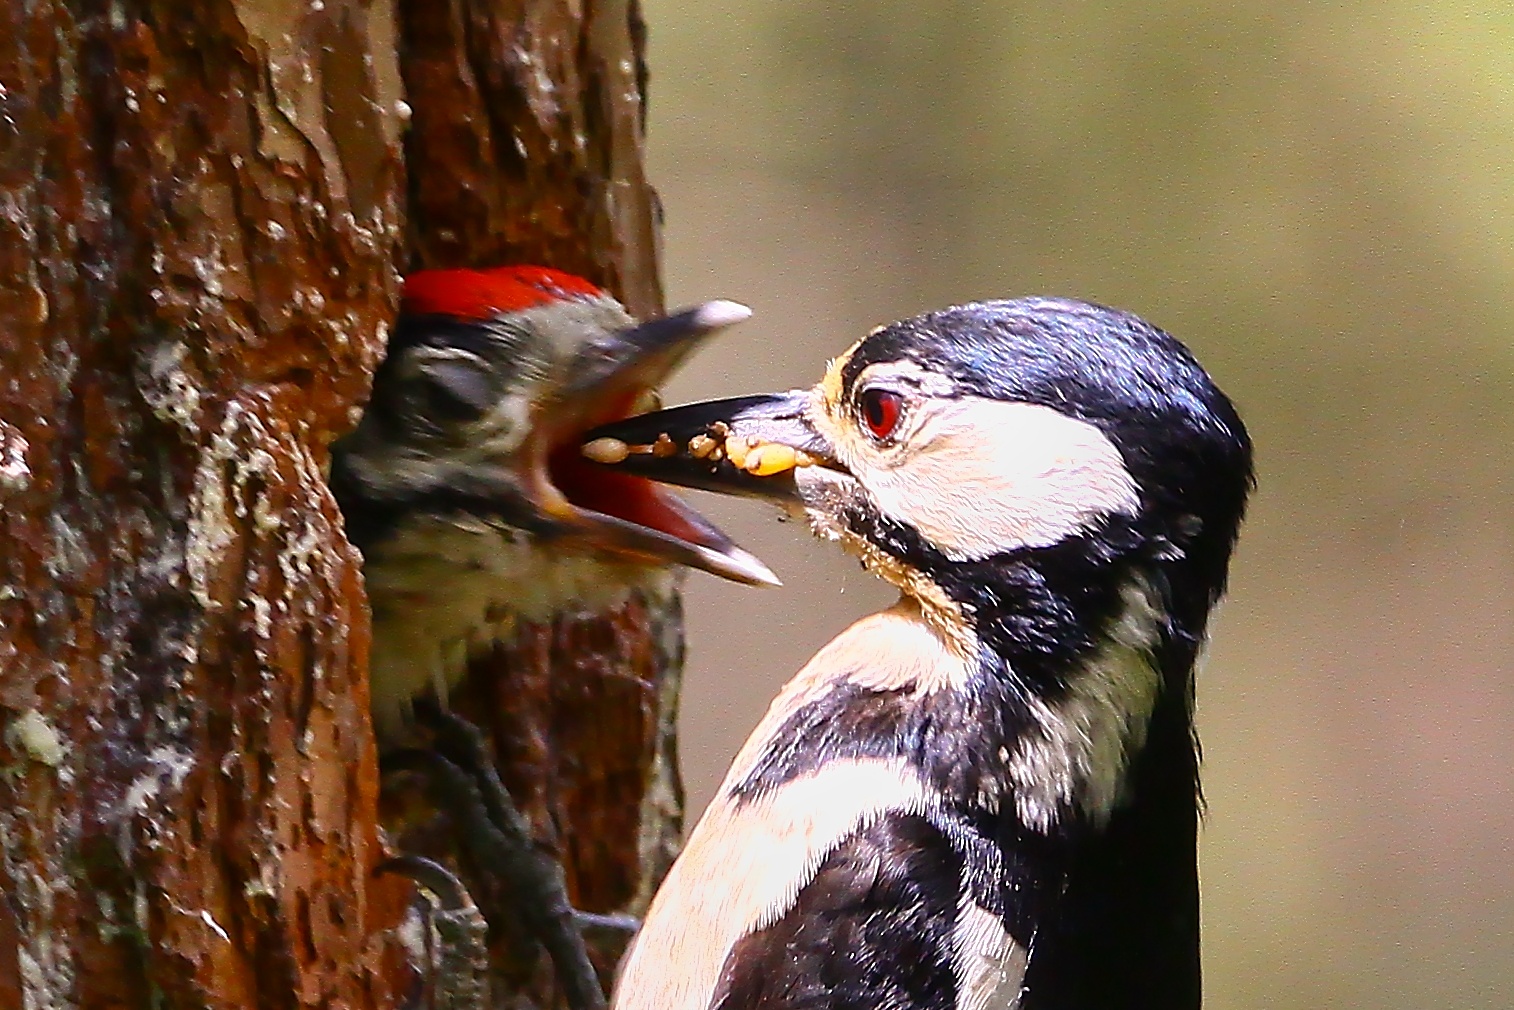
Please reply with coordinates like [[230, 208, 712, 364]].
[[329, 266, 775, 1010], [584, 298, 1253, 1009]]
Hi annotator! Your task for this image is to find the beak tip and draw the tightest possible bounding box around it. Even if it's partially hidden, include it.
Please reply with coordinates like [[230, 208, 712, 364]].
[[710, 545, 782, 588], [692, 299, 753, 331]]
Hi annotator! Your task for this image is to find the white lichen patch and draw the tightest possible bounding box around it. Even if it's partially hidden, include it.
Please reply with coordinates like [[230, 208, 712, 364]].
[[5, 710, 65, 767], [0, 418, 30, 498], [248, 594, 273, 641], [0, 795, 82, 1010], [186, 396, 280, 611], [135, 341, 203, 431], [44, 511, 90, 581], [186, 408, 242, 610], [120, 746, 196, 829]]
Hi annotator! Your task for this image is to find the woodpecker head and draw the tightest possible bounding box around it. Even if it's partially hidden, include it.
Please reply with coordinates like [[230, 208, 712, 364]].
[[333, 266, 774, 585], [583, 296, 1252, 692], [332, 266, 777, 732]]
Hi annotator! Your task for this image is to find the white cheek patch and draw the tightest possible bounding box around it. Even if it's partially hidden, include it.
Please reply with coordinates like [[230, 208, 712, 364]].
[[857, 399, 1140, 561]]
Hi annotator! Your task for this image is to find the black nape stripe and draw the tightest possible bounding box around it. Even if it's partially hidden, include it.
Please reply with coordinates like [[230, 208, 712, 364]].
[[1008, 686, 1203, 1010]]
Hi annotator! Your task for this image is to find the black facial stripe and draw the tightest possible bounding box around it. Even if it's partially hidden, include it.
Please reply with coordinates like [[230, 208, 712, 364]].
[[329, 463, 550, 555], [841, 494, 1150, 682], [727, 676, 1022, 818]]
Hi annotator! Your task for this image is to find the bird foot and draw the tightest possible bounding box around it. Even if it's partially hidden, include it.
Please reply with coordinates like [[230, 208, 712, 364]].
[[383, 698, 611, 1010], [377, 856, 492, 1010]]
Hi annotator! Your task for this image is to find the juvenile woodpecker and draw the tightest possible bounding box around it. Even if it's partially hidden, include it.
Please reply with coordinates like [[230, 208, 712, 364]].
[[330, 266, 774, 1010], [585, 298, 1253, 1009], [333, 266, 774, 735]]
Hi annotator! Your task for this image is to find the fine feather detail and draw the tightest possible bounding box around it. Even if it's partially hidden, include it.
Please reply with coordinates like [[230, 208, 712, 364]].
[[1008, 576, 1165, 831], [611, 759, 936, 1009]]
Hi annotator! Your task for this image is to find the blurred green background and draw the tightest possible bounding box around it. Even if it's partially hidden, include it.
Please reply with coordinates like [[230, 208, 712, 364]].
[[641, 2, 1514, 1007]]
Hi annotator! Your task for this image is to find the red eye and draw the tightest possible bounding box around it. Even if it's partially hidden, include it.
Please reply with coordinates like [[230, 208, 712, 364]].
[[859, 388, 904, 440]]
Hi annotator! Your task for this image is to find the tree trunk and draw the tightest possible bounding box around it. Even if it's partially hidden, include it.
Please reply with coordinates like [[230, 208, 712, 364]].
[[0, 0, 673, 1007]]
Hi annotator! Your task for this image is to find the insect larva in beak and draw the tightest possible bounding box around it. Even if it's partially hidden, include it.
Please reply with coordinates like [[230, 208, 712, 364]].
[[723, 435, 751, 469], [581, 437, 631, 464], [743, 443, 799, 476], [652, 433, 678, 458], [688, 434, 718, 459]]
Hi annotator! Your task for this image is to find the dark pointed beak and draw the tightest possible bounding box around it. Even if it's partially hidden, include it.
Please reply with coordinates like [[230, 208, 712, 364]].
[[576, 389, 840, 505], [522, 302, 784, 587], [542, 301, 755, 435], [335, 299, 782, 588]]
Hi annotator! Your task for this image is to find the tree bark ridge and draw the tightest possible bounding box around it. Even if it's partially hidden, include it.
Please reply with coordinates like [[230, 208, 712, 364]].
[[1, 0, 677, 1007]]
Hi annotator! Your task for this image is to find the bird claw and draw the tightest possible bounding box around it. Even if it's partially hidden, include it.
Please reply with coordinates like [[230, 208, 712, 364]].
[[384, 699, 611, 1010], [377, 854, 477, 912], [377, 856, 492, 1010]]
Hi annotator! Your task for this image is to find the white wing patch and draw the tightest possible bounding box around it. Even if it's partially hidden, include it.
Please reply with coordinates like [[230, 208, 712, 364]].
[[611, 758, 934, 1010], [954, 891, 1028, 1010]]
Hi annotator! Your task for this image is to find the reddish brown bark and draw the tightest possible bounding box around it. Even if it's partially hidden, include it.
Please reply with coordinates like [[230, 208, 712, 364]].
[[0, 0, 673, 1007], [396, 0, 680, 1002], [399, 0, 662, 317]]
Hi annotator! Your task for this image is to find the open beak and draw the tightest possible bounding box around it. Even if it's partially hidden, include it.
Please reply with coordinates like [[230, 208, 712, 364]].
[[574, 388, 841, 507], [522, 302, 784, 587]]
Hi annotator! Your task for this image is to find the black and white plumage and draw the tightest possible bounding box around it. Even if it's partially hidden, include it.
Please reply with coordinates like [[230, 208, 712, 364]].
[[585, 298, 1253, 1009]]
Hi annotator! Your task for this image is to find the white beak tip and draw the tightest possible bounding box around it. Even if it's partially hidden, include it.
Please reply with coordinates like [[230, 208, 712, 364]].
[[703, 544, 782, 588], [692, 300, 753, 331]]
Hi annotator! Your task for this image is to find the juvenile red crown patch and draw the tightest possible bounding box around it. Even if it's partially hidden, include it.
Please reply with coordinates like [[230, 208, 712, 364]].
[[401, 266, 604, 321]]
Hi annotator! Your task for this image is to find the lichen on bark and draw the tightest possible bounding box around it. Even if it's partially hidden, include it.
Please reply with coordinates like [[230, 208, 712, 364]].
[[0, 0, 676, 1007]]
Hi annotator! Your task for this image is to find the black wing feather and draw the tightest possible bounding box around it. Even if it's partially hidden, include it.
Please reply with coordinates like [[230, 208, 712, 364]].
[[710, 812, 962, 1010]]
